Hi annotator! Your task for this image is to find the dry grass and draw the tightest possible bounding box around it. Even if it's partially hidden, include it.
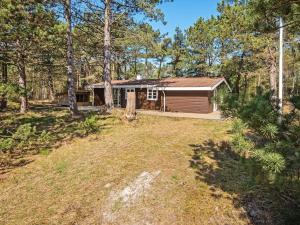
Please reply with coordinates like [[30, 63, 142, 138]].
[[0, 112, 258, 225]]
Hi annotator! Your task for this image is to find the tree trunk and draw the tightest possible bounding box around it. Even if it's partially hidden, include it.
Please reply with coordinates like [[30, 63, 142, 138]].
[[242, 73, 248, 104], [80, 60, 88, 88], [0, 59, 8, 110], [267, 46, 277, 98], [47, 66, 55, 101], [18, 55, 28, 113], [134, 54, 138, 76], [291, 46, 296, 94], [64, 0, 79, 116], [173, 55, 179, 76], [234, 52, 245, 96], [158, 58, 163, 79], [125, 91, 136, 121], [124, 63, 128, 79], [116, 62, 122, 80], [145, 48, 149, 78], [103, 0, 113, 110], [1, 61, 7, 83]]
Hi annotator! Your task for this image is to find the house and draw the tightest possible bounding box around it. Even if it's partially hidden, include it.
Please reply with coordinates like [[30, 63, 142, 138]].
[[56, 90, 91, 106], [90, 77, 231, 114]]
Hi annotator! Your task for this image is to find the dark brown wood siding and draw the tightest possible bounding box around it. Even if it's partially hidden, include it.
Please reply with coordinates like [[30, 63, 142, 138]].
[[94, 88, 105, 106], [94, 87, 213, 113], [136, 88, 161, 110], [164, 91, 213, 113], [120, 88, 126, 108]]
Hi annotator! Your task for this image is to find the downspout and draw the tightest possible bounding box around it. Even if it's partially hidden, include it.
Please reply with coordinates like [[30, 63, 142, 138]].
[[162, 88, 166, 112]]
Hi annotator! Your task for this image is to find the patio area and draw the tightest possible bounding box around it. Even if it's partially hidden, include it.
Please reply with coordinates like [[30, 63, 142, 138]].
[[136, 109, 223, 120]]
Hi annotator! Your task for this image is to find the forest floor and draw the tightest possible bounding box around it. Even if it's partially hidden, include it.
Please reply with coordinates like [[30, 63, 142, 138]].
[[0, 105, 287, 225]]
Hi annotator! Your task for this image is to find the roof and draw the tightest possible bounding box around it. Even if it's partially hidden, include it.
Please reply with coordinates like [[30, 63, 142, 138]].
[[90, 77, 231, 91]]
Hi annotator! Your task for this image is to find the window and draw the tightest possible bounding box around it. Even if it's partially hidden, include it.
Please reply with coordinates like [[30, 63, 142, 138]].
[[125, 88, 135, 99], [147, 88, 158, 101], [113, 89, 121, 107]]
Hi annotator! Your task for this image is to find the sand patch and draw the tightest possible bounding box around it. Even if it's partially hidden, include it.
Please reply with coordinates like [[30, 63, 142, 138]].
[[101, 171, 161, 224]]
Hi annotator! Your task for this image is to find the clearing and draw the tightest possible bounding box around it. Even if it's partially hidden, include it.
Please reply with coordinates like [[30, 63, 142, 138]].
[[0, 111, 277, 225]]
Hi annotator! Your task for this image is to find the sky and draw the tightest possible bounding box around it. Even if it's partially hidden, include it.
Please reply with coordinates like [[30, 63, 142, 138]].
[[151, 0, 220, 37]]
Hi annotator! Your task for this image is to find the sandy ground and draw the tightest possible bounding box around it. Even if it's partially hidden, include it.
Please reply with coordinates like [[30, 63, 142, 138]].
[[136, 110, 222, 120]]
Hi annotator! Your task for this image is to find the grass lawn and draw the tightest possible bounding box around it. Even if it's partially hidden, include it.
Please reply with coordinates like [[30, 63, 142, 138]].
[[0, 107, 284, 224]]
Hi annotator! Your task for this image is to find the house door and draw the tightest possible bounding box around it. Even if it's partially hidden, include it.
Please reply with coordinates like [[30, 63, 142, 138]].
[[113, 88, 121, 107]]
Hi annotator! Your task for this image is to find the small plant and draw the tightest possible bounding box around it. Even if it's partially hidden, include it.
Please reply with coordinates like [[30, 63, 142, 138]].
[[12, 123, 36, 148], [38, 130, 52, 144], [0, 138, 13, 153], [79, 114, 100, 134], [252, 149, 286, 180], [12, 123, 36, 142], [259, 123, 278, 140], [232, 118, 247, 135], [231, 134, 253, 154], [55, 160, 68, 173], [39, 148, 50, 156]]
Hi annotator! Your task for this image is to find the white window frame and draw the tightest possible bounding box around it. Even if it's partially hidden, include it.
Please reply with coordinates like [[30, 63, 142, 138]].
[[147, 88, 158, 101], [125, 88, 135, 100]]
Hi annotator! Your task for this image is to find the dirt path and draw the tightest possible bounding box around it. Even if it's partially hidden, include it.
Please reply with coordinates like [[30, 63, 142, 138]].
[[0, 115, 254, 225]]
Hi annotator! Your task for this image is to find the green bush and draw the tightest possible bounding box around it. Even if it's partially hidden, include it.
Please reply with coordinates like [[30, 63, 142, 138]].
[[232, 118, 247, 135], [231, 133, 253, 154], [259, 123, 278, 140], [227, 90, 300, 186], [239, 92, 278, 131], [12, 123, 36, 141], [79, 115, 100, 134], [38, 130, 52, 144], [0, 123, 36, 153], [290, 95, 300, 110], [0, 138, 13, 153], [253, 149, 286, 175], [220, 93, 242, 117]]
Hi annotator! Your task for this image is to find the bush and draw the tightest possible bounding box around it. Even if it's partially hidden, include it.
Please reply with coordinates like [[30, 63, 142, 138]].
[[231, 134, 253, 154], [12, 123, 36, 141], [38, 130, 52, 144], [227, 90, 300, 184], [259, 123, 278, 140], [232, 118, 247, 135], [0, 123, 36, 152], [0, 138, 13, 153], [12, 123, 36, 148], [253, 149, 286, 176], [220, 94, 242, 117], [239, 92, 278, 131], [79, 115, 100, 134]]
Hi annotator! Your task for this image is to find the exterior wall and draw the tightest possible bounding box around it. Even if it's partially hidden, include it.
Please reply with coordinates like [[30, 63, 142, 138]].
[[135, 88, 161, 110], [94, 88, 105, 106], [120, 88, 126, 108], [94, 87, 214, 114], [164, 90, 213, 113]]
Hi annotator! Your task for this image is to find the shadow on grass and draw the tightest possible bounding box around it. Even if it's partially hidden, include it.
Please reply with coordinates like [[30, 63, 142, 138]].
[[0, 104, 115, 174], [189, 139, 289, 225]]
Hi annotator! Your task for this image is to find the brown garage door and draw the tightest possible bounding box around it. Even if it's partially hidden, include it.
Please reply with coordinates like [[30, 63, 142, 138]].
[[165, 91, 213, 113]]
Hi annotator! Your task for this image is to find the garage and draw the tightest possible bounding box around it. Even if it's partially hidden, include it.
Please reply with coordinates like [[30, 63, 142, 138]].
[[165, 91, 213, 114]]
